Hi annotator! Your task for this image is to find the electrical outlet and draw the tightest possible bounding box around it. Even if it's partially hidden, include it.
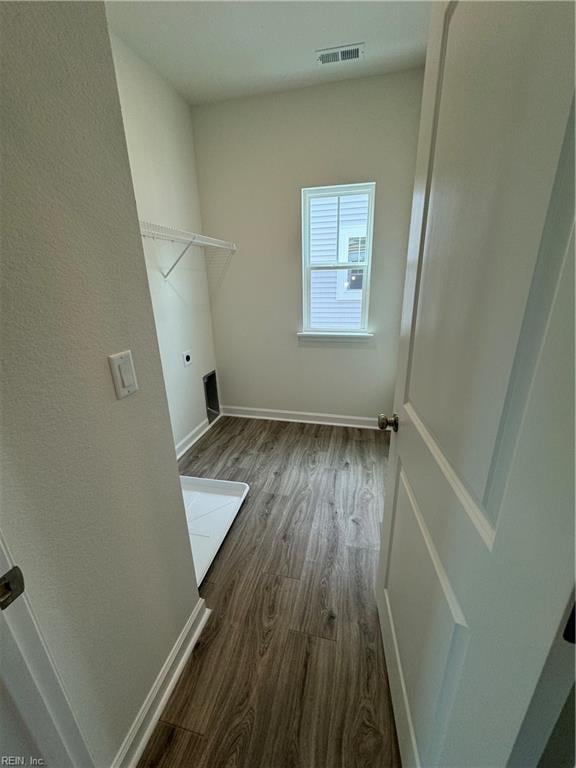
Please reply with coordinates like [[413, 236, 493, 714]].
[[182, 350, 192, 367]]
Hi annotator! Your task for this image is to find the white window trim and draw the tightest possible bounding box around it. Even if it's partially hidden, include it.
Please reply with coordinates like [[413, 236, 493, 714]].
[[301, 182, 376, 334], [297, 331, 374, 341]]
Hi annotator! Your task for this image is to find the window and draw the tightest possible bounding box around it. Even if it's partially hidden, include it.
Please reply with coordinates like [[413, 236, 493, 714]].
[[301, 182, 375, 334]]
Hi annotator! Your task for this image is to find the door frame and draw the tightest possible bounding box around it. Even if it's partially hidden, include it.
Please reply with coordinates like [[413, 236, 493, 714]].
[[0, 532, 96, 768]]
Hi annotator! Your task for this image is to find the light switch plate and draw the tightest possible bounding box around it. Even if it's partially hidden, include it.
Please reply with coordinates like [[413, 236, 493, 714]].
[[182, 350, 192, 367], [108, 350, 139, 399]]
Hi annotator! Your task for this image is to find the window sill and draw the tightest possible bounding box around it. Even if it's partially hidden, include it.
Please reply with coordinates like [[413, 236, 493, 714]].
[[297, 331, 374, 341]]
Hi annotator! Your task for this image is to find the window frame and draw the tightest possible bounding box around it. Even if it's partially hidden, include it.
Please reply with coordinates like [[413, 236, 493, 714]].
[[301, 182, 376, 335]]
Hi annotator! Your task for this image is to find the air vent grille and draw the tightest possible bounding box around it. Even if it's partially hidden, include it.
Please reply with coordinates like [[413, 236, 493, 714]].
[[340, 47, 360, 61], [316, 43, 365, 65], [319, 51, 341, 65]]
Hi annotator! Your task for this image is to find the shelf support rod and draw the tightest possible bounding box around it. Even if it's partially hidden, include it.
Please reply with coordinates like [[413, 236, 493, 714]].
[[161, 240, 195, 280]]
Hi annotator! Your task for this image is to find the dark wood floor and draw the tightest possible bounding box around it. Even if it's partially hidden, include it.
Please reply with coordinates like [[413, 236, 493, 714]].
[[138, 417, 400, 768]]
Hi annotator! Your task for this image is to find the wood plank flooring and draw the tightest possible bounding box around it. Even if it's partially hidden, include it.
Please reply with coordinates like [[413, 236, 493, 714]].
[[138, 417, 400, 768]]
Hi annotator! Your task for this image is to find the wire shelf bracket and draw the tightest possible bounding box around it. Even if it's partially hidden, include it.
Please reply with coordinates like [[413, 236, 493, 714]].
[[139, 220, 237, 279]]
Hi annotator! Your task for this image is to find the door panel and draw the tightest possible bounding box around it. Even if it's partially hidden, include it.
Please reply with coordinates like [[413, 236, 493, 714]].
[[408, 1, 574, 506], [387, 470, 468, 766], [377, 3, 574, 766]]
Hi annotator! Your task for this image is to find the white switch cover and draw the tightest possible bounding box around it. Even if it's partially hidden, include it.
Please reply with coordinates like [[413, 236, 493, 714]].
[[108, 350, 139, 399], [182, 350, 193, 367]]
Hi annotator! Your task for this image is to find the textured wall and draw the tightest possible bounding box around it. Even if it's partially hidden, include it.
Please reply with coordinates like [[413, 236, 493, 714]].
[[192, 71, 423, 419], [111, 35, 217, 453], [0, 4, 199, 765]]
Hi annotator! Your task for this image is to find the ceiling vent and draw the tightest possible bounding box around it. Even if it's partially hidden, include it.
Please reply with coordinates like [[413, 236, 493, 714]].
[[316, 43, 365, 65]]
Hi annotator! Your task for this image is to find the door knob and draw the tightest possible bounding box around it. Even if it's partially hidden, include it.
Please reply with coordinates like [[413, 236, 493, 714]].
[[378, 413, 399, 432]]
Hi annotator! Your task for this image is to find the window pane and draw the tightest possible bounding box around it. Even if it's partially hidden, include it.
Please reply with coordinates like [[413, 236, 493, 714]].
[[310, 268, 365, 330], [337, 193, 370, 265], [339, 193, 369, 234], [309, 195, 338, 264], [309, 192, 370, 266]]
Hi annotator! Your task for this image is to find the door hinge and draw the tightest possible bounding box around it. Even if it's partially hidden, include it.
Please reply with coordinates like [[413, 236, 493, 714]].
[[563, 605, 575, 644], [0, 565, 25, 610]]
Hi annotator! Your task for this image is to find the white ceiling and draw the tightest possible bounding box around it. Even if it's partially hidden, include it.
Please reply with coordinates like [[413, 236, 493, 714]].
[[106, 2, 430, 105]]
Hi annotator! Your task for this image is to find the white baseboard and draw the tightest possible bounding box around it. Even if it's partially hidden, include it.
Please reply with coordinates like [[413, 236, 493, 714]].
[[175, 415, 222, 459], [112, 599, 211, 768], [222, 405, 378, 430]]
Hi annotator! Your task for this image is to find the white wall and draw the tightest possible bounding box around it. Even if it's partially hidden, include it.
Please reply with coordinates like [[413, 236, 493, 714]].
[[192, 71, 423, 420], [1, 4, 199, 765], [110, 35, 216, 455]]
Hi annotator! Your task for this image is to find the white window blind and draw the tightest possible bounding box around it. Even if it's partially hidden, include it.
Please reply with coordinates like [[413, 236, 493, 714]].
[[301, 182, 375, 333]]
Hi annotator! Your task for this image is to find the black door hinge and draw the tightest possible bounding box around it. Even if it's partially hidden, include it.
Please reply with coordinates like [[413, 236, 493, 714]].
[[563, 605, 575, 644], [0, 565, 25, 610]]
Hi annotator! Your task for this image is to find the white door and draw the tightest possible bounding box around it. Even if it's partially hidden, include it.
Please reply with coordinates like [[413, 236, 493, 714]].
[[376, 3, 574, 767], [0, 534, 95, 767]]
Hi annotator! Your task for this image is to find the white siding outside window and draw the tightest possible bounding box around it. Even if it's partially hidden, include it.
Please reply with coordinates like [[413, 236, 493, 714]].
[[301, 182, 375, 335]]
